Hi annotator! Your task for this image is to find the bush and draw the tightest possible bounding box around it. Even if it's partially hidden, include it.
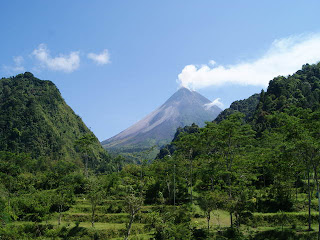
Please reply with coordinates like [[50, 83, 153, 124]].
[[214, 227, 246, 240], [243, 212, 318, 227], [192, 228, 207, 240], [250, 229, 317, 240], [63, 213, 129, 223], [151, 205, 193, 240]]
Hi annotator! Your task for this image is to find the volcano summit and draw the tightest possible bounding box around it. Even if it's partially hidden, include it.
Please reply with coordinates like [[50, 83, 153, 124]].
[[101, 87, 222, 154]]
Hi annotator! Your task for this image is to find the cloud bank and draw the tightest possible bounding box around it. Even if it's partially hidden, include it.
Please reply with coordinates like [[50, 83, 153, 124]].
[[87, 49, 110, 65], [32, 44, 80, 73], [178, 33, 320, 89]]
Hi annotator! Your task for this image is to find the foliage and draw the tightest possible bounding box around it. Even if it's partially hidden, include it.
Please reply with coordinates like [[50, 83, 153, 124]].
[[151, 205, 193, 240], [215, 93, 260, 123], [156, 123, 200, 159], [2, 64, 320, 238], [0, 72, 112, 170]]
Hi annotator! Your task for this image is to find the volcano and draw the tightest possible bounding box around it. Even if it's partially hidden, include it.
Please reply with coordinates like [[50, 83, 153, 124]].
[[101, 87, 222, 151]]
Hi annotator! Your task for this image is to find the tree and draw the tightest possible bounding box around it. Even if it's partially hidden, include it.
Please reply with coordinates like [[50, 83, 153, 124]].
[[85, 176, 105, 228], [151, 205, 193, 240], [54, 185, 74, 225], [215, 113, 255, 227], [268, 110, 320, 232], [198, 191, 226, 236], [75, 134, 96, 178], [123, 194, 143, 240], [174, 130, 201, 205], [0, 184, 10, 226], [297, 111, 320, 235]]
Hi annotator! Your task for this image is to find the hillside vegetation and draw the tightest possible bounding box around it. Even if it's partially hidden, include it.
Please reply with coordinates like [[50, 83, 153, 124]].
[[214, 93, 260, 123], [2, 64, 320, 239], [0, 72, 113, 171]]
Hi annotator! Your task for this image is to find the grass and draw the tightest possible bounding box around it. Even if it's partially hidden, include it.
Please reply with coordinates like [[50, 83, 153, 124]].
[[5, 197, 150, 239], [109, 232, 155, 240], [192, 209, 231, 229], [7, 193, 320, 239]]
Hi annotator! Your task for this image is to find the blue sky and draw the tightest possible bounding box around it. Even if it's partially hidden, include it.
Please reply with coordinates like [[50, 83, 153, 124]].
[[1, 0, 320, 141]]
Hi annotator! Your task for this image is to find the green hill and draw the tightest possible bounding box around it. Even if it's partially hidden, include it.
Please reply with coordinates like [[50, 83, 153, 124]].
[[160, 62, 320, 158], [253, 63, 320, 128], [0, 72, 110, 169], [214, 93, 260, 123], [212, 63, 320, 126]]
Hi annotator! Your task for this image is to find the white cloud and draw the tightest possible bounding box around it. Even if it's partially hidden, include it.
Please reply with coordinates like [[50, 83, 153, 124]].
[[2, 56, 25, 74], [87, 49, 110, 65], [209, 60, 216, 66], [204, 98, 224, 109], [178, 33, 320, 89], [32, 44, 80, 73]]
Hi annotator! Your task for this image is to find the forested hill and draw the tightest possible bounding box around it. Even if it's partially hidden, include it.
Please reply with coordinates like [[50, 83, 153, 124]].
[[214, 93, 260, 123], [214, 63, 320, 126], [158, 63, 320, 159], [0, 72, 109, 167], [253, 63, 320, 129]]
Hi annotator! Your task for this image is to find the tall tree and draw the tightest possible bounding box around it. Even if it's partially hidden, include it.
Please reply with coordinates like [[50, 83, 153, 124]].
[[123, 194, 143, 240], [198, 190, 226, 236], [216, 113, 255, 227], [75, 134, 96, 178], [174, 131, 200, 205], [86, 176, 105, 228], [54, 185, 74, 225]]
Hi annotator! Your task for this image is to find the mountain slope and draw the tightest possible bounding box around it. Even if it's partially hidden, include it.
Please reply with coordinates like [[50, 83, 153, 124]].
[[214, 63, 320, 125], [102, 87, 222, 151], [252, 63, 320, 130], [214, 93, 260, 123], [0, 72, 109, 167]]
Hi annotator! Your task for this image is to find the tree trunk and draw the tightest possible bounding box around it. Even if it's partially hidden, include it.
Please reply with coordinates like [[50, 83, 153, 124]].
[[189, 149, 193, 205], [58, 205, 62, 225], [91, 205, 95, 228], [166, 176, 171, 203], [124, 213, 135, 240], [316, 179, 320, 240], [227, 133, 233, 228], [236, 213, 240, 228], [308, 166, 312, 231], [263, 166, 266, 188], [313, 161, 320, 240], [85, 153, 88, 178], [207, 212, 210, 237], [210, 178, 214, 191], [296, 177, 298, 202]]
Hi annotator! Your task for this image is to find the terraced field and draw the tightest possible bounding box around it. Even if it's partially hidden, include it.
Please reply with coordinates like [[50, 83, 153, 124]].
[[4, 194, 320, 239], [44, 198, 153, 239]]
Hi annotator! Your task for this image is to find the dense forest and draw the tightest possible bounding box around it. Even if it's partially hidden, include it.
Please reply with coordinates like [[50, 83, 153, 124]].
[[214, 93, 260, 123], [2, 63, 320, 239], [0, 73, 116, 172]]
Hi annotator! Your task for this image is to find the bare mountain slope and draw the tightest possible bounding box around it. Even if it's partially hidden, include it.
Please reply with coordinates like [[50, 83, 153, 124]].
[[101, 87, 222, 150]]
